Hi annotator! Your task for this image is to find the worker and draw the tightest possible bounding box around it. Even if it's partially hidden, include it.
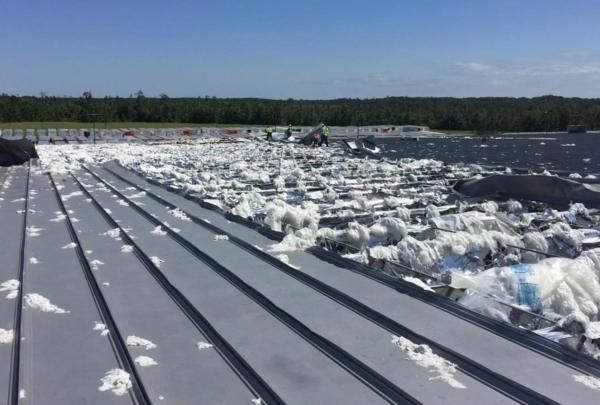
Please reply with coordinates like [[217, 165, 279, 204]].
[[312, 132, 321, 147], [286, 124, 293, 138], [265, 126, 273, 141], [320, 124, 330, 147]]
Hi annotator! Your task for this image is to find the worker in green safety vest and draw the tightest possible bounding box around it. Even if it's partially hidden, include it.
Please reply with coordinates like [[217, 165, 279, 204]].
[[286, 124, 293, 138], [265, 126, 273, 141], [320, 125, 330, 147]]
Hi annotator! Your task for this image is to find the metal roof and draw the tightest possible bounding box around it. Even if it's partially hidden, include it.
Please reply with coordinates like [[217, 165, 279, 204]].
[[0, 161, 599, 404]]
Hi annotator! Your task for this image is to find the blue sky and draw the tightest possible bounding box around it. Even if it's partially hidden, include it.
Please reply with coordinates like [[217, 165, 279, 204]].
[[2, 0, 600, 98]]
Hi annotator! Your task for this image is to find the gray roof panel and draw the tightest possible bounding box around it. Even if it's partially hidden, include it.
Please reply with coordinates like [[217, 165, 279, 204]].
[[20, 172, 129, 404], [53, 173, 257, 404]]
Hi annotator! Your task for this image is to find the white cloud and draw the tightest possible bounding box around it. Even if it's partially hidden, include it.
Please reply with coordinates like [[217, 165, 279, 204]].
[[456, 62, 495, 72], [457, 60, 600, 77], [553, 64, 600, 76], [296, 55, 600, 97]]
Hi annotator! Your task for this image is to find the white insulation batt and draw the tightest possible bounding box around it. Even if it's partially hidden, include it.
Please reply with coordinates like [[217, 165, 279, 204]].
[[452, 251, 600, 336]]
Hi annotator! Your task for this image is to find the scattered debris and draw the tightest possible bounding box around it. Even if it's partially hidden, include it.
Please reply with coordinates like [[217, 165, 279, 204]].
[[135, 355, 158, 367], [150, 256, 164, 268], [98, 368, 132, 396], [0, 329, 14, 344], [402, 276, 434, 292], [24, 293, 70, 314], [26, 226, 44, 237], [102, 228, 120, 238], [196, 341, 214, 350], [573, 374, 600, 391], [90, 259, 105, 271], [168, 207, 191, 221], [274, 254, 300, 269], [150, 225, 167, 236], [275, 254, 290, 265], [0, 279, 20, 299], [93, 322, 109, 336], [49, 213, 67, 222], [126, 335, 157, 350], [391, 335, 466, 389], [61, 191, 83, 200], [128, 191, 147, 199]]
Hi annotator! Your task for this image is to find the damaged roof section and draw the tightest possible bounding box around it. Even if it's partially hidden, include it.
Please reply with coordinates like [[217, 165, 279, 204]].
[[2, 139, 600, 403], [34, 140, 600, 352]]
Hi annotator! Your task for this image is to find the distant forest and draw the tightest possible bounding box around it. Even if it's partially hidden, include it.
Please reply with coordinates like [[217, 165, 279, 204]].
[[2, 92, 600, 133]]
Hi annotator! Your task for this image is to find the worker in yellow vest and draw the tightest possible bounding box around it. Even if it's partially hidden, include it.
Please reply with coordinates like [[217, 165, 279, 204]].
[[265, 126, 273, 141], [320, 125, 330, 147]]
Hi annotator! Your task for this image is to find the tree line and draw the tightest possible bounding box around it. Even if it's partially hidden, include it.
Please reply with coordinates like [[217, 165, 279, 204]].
[[1, 92, 600, 133]]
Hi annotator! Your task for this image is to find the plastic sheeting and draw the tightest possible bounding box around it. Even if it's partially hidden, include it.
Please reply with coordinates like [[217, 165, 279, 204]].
[[452, 251, 600, 329], [453, 175, 600, 208], [428, 211, 517, 236], [512, 264, 541, 311], [0, 138, 38, 167]]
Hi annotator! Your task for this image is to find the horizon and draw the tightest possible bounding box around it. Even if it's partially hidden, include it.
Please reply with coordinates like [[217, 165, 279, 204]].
[[3, 93, 600, 101], [2, 0, 600, 99]]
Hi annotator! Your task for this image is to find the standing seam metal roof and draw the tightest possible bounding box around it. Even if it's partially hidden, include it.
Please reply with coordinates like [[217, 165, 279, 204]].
[[0, 161, 598, 404]]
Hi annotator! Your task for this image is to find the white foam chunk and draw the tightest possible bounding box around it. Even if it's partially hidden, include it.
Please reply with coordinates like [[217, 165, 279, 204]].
[[0, 329, 14, 344], [391, 335, 465, 389], [402, 276, 434, 292], [102, 228, 121, 238], [24, 293, 69, 314], [150, 256, 164, 268], [168, 207, 191, 221], [150, 225, 167, 236], [98, 368, 132, 396], [93, 321, 109, 336], [573, 374, 600, 391], [0, 279, 19, 299], [126, 335, 157, 350], [196, 341, 214, 350], [135, 355, 158, 367]]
